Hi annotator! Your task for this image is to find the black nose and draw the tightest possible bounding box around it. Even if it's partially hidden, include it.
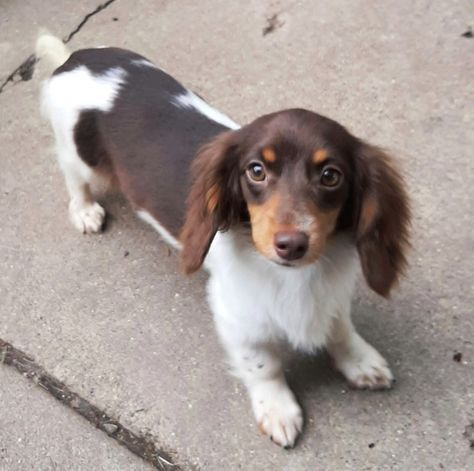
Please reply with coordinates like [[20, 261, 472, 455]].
[[274, 231, 309, 261]]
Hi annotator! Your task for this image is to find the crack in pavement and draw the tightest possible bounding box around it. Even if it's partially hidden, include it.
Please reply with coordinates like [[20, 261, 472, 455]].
[[0, 338, 182, 470], [0, 0, 117, 94], [63, 0, 116, 43]]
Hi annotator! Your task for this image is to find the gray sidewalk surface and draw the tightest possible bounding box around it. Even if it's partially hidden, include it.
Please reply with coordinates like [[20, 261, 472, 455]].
[[0, 367, 152, 470], [1, 0, 473, 470]]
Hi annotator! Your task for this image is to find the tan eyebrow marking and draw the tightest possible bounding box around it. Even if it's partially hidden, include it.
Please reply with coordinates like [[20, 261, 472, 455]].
[[313, 149, 328, 164], [261, 147, 277, 163]]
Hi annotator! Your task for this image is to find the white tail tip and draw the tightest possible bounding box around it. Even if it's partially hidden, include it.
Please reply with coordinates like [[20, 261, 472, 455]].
[[35, 33, 71, 70]]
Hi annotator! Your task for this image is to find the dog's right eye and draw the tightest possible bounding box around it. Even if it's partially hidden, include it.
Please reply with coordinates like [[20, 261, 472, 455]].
[[320, 167, 342, 187], [247, 162, 266, 182]]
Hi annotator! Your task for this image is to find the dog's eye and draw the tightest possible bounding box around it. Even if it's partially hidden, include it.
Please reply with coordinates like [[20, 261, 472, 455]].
[[247, 162, 266, 182], [320, 167, 342, 187]]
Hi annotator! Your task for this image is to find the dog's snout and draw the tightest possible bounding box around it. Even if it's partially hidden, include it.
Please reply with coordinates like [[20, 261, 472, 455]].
[[274, 231, 309, 261]]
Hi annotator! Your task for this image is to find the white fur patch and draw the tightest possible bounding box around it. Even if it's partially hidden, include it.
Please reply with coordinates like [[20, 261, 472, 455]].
[[136, 210, 181, 250], [171, 90, 240, 130], [130, 58, 158, 68], [42, 66, 127, 117]]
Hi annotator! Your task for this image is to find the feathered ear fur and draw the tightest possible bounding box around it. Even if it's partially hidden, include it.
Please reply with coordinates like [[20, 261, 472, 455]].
[[180, 131, 243, 274], [354, 142, 411, 297]]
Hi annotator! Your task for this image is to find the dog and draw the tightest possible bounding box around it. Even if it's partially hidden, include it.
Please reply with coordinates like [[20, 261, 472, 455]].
[[36, 34, 410, 448]]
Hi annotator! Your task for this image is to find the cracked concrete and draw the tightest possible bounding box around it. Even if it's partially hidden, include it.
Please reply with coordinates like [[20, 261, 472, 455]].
[[1, 339, 178, 470], [0, 0, 117, 93], [1, 0, 473, 470], [0, 366, 153, 470], [0, 0, 100, 88]]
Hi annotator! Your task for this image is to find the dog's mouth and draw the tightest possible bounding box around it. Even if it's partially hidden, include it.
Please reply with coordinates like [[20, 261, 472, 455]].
[[273, 260, 296, 268], [271, 255, 318, 268]]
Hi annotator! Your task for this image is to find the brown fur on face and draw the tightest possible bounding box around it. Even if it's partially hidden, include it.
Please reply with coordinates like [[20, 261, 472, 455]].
[[180, 109, 410, 297], [247, 195, 282, 258], [305, 201, 341, 262], [247, 193, 341, 264]]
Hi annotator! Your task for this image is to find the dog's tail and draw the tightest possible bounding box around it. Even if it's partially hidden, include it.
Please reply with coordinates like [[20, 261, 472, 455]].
[[35, 32, 71, 72]]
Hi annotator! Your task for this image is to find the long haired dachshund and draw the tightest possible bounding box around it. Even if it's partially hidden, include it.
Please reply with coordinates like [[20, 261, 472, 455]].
[[37, 34, 410, 448]]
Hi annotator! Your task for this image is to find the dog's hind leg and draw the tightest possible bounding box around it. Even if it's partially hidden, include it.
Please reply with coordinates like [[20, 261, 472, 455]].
[[57, 141, 106, 234], [37, 34, 107, 233], [42, 87, 111, 234]]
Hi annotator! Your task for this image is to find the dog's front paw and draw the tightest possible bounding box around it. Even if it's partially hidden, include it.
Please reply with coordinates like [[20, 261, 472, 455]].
[[69, 200, 106, 234], [251, 380, 303, 448], [336, 344, 394, 390]]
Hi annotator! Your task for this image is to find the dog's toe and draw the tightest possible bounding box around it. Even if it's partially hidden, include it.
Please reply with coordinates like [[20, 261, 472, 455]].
[[252, 383, 303, 448], [69, 200, 106, 234]]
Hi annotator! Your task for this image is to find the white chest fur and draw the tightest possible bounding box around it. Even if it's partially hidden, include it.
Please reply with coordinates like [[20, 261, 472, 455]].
[[205, 230, 359, 351]]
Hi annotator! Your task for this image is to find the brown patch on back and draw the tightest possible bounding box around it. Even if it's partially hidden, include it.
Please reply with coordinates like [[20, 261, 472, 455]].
[[313, 149, 328, 165], [261, 147, 277, 163]]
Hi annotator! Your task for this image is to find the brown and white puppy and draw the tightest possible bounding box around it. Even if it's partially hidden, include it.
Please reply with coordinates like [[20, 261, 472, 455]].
[[38, 34, 410, 448]]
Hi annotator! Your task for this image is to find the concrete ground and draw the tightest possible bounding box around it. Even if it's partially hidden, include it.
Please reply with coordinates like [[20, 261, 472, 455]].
[[0, 367, 152, 470], [1, 0, 473, 470]]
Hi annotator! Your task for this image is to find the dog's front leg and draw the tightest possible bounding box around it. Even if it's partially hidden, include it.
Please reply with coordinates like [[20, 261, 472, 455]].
[[326, 311, 394, 390], [217, 324, 303, 448]]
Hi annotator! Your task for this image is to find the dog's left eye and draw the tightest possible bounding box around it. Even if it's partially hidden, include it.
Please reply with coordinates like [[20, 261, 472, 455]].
[[320, 167, 342, 187], [247, 162, 266, 182]]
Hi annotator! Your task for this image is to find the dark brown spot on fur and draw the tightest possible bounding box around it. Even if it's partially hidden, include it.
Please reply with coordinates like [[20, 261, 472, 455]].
[[74, 110, 109, 168]]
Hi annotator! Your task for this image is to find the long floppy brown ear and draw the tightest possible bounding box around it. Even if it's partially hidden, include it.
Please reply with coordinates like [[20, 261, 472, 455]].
[[180, 131, 243, 274], [355, 142, 411, 297]]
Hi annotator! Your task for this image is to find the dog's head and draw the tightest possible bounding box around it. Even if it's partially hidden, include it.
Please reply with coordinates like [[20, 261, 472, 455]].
[[180, 109, 410, 297]]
